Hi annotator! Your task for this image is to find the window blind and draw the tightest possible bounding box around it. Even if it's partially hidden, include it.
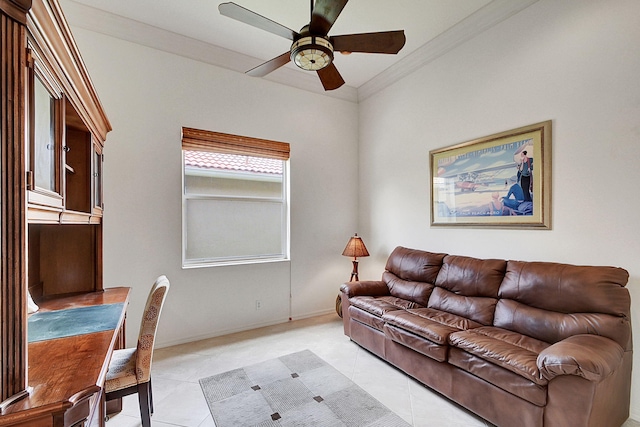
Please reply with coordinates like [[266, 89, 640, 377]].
[[181, 127, 290, 161]]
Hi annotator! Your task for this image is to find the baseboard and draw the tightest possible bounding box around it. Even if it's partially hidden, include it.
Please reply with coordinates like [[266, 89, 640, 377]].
[[289, 308, 335, 321], [156, 316, 290, 348], [155, 309, 336, 349]]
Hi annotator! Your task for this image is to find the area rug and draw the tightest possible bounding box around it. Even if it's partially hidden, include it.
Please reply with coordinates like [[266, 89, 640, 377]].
[[199, 349, 410, 426]]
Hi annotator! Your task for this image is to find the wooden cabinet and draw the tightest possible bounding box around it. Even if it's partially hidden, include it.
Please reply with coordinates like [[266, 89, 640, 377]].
[[26, 42, 106, 225], [1, 0, 113, 424], [23, 0, 109, 299]]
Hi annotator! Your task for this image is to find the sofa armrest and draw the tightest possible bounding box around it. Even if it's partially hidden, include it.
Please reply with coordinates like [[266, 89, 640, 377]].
[[340, 280, 389, 298], [537, 334, 624, 382]]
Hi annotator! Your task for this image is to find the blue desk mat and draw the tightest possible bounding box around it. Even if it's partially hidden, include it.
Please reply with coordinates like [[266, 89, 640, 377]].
[[28, 303, 125, 343]]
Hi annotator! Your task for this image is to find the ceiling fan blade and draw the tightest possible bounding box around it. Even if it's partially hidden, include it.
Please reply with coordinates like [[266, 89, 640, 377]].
[[309, 0, 349, 36], [317, 63, 345, 91], [331, 30, 406, 54], [246, 52, 291, 77], [219, 2, 299, 41]]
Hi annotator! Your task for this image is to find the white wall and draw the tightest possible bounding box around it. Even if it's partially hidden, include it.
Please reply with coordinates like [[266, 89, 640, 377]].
[[67, 0, 640, 419], [68, 28, 359, 347], [358, 0, 640, 419]]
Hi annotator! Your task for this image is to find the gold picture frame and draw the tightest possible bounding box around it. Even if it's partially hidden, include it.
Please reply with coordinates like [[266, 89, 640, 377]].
[[430, 121, 551, 228]]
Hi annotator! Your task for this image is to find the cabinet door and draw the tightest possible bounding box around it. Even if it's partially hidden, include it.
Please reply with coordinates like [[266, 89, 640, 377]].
[[93, 143, 104, 215], [64, 106, 92, 214], [32, 76, 56, 192], [27, 50, 64, 210]]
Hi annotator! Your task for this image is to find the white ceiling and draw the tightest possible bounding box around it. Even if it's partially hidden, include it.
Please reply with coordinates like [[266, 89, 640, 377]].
[[59, 0, 538, 102]]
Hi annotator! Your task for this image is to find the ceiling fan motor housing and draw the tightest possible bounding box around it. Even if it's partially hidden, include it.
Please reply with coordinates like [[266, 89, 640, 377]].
[[290, 35, 334, 71]]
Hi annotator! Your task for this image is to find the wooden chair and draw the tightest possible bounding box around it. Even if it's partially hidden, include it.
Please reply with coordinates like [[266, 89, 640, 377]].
[[105, 275, 170, 427]]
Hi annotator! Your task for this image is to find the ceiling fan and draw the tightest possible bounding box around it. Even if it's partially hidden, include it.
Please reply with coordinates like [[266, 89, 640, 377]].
[[218, 0, 406, 91]]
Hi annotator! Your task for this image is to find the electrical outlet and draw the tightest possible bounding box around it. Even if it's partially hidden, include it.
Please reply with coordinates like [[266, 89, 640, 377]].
[[255, 300, 262, 310]]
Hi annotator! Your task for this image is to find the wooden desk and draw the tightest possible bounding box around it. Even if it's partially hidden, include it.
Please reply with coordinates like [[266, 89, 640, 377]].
[[0, 288, 130, 427]]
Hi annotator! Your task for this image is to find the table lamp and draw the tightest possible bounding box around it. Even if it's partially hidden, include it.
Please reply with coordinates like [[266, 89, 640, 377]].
[[342, 233, 370, 282]]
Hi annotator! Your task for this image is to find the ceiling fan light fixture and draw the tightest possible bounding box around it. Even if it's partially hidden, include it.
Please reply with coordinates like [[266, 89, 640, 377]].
[[291, 36, 334, 71]]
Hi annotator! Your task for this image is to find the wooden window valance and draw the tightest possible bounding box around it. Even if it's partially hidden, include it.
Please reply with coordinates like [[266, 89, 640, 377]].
[[181, 127, 290, 161]]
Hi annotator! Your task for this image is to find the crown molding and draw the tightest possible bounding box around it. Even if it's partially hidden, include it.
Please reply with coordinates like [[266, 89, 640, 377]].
[[60, 0, 538, 105], [1, 0, 32, 23], [357, 0, 539, 102]]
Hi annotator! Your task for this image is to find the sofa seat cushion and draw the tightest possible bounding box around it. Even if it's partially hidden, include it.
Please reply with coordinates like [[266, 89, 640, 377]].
[[348, 295, 418, 332], [349, 296, 422, 317], [383, 308, 483, 345], [383, 323, 449, 362], [449, 326, 551, 386], [348, 306, 386, 331], [448, 347, 548, 406]]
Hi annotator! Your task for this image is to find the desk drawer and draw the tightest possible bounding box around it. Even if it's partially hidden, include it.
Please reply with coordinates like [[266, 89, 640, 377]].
[[63, 395, 90, 427]]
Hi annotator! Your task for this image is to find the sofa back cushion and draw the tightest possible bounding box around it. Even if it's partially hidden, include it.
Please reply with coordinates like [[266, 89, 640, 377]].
[[383, 247, 446, 305], [430, 255, 507, 325], [428, 287, 498, 325], [494, 299, 631, 349], [385, 247, 446, 283], [495, 260, 631, 348], [435, 255, 507, 297], [383, 271, 433, 307]]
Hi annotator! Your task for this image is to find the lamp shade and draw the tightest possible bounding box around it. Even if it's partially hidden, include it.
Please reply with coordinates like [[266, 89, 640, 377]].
[[342, 234, 370, 258]]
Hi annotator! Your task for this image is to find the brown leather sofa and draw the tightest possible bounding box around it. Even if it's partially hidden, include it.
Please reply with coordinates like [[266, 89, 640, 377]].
[[340, 246, 632, 427]]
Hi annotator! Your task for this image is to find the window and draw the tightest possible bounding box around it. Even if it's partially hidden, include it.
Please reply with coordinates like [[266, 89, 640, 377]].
[[181, 127, 290, 267]]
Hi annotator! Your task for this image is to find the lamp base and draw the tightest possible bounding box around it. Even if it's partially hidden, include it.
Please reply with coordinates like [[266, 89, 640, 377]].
[[349, 259, 359, 282]]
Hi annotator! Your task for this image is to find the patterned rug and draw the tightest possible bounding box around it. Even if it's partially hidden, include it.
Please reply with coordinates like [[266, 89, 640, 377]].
[[199, 350, 410, 426]]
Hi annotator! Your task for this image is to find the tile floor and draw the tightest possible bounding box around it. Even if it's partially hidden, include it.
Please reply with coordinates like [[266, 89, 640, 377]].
[[105, 314, 640, 427]]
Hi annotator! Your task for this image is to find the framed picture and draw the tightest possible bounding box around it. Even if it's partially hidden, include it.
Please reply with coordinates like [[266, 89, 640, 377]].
[[430, 121, 551, 228]]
